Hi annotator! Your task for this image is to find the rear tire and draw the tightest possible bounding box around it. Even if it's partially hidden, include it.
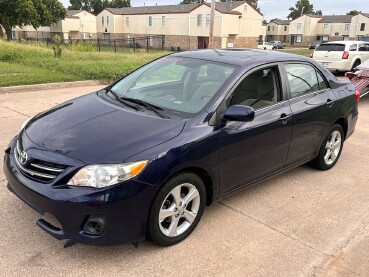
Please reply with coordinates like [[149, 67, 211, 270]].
[[311, 124, 344, 170], [147, 172, 206, 246]]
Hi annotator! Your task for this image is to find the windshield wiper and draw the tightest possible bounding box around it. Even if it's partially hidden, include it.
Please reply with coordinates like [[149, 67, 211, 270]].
[[105, 89, 139, 111], [121, 97, 168, 118]]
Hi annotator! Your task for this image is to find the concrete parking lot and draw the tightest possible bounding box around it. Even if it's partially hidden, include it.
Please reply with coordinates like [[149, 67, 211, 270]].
[[1, 86, 369, 276]]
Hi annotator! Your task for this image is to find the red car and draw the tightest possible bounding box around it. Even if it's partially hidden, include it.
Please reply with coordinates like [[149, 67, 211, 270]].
[[346, 59, 369, 97]]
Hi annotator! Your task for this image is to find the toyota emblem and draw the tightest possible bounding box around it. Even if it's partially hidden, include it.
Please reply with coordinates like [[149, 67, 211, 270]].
[[19, 151, 28, 165]]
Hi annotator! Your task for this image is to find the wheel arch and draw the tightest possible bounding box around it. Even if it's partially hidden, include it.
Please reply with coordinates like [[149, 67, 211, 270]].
[[334, 118, 348, 140]]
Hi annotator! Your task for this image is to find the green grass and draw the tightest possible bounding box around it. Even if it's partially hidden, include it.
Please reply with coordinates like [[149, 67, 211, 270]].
[[0, 40, 170, 87], [278, 48, 312, 57]]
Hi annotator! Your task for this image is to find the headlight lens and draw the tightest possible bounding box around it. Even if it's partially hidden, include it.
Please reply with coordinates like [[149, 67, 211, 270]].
[[67, 161, 148, 188]]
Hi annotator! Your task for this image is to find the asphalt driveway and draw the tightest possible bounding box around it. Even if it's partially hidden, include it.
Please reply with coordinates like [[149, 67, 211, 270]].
[[1, 86, 369, 276]]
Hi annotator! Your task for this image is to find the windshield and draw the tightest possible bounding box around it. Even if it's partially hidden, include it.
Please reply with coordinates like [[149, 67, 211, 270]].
[[111, 57, 237, 117]]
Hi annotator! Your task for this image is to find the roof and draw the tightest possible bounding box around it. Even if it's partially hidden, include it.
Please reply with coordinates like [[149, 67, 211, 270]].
[[171, 49, 309, 67], [67, 10, 83, 16], [318, 15, 353, 23], [106, 4, 200, 15], [270, 19, 290, 25], [362, 13, 369, 18], [104, 2, 260, 16]]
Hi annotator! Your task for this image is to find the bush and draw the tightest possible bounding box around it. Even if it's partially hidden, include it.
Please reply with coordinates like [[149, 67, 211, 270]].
[[52, 34, 62, 59], [0, 50, 22, 61]]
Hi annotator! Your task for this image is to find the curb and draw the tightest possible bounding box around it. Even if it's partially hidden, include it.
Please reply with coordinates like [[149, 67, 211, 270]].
[[0, 80, 107, 94]]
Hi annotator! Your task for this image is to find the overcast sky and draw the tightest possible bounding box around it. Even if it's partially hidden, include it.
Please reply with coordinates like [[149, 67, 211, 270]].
[[59, 0, 368, 21]]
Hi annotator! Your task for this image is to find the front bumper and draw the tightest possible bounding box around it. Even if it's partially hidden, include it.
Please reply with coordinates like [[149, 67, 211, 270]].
[[3, 142, 157, 246]]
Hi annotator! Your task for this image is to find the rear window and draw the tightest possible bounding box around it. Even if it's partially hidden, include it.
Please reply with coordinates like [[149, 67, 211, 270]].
[[316, 44, 345, 52], [258, 42, 263, 45]]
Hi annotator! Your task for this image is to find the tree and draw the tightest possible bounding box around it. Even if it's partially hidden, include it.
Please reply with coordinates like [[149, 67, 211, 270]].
[[347, 10, 360, 16], [287, 0, 314, 20], [315, 10, 322, 15], [68, 0, 130, 15]]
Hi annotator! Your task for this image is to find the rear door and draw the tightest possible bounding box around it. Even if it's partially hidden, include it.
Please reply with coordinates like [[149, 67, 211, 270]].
[[282, 62, 338, 165]]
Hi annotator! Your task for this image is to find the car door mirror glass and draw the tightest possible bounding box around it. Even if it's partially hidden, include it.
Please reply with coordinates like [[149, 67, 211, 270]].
[[223, 105, 255, 122]]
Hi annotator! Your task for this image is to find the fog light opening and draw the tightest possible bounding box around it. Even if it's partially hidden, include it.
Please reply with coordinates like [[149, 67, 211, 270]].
[[83, 216, 105, 235]]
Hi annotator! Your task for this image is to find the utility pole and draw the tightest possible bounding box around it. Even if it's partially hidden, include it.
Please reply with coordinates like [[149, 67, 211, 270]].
[[209, 0, 215, 48]]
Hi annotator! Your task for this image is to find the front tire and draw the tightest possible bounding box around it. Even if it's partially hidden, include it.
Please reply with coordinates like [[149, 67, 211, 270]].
[[147, 173, 206, 246], [311, 124, 344, 170]]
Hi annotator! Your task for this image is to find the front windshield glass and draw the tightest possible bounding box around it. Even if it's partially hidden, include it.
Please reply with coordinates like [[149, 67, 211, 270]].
[[111, 57, 237, 116]]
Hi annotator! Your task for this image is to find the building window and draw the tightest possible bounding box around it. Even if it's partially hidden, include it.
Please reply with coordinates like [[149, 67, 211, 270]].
[[206, 14, 210, 27], [322, 36, 329, 42], [162, 16, 166, 27], [243, 5, 247, 12], [284, 26, 287, 31], [323, 23, 328, 30], [360, 23, 366, 32], [148, 16, 153, 27], [297, 23, 302, 31], [106, 16, 110, 27], [267, 26, 270, 31], [126, 17, 129, 26], [197, 14, 202, 27], [335, 32, 339, 36], [344, 24, 350, 32], [272, 26, 275, 32], [296, 35, 302, 43], [101, 16, 104, 26]]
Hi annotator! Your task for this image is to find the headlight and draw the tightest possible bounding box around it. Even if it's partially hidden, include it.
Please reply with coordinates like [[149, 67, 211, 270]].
[[67, 161, 148, 188], [20, 117, 32, 131]]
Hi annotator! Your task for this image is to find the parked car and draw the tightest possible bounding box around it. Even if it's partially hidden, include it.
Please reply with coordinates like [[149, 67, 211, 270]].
[[311, 40, 369, 72], [4, 49, 359, 247], [309, 40, 322, 49], [346, 59, 369, 97], [257, 41, 275, 50], [360, 35, 369, 42], [269, 41, 285, 49]]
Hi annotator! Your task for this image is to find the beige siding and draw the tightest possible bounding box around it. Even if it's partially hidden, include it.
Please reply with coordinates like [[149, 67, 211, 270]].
[[189, 5, 222, 37], [350, 14, 369, 38], [231, 3, 263, 38]]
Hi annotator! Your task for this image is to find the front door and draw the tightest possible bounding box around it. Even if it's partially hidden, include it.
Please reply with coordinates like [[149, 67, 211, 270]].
[[198, 37, 209, 49], [219, 65, 292, 194]]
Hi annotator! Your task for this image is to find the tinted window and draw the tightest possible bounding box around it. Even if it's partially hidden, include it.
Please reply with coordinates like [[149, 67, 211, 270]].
[[284, 64, 320, 98], [317, 71, 328, 90], [316, 44, 345, 51], [358, 44, 367, 51], [230, 67, 279, 110]]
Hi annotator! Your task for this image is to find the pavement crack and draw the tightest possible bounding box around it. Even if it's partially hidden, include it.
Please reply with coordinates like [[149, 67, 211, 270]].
[[0, 105, 30, 117], [218, 201, 332, 257]]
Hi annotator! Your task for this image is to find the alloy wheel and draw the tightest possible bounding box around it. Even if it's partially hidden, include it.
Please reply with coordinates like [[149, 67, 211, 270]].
[[324, 130, 342, 165]]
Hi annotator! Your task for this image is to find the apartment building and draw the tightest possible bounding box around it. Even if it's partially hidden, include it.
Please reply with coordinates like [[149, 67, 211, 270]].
[[289, 13, 369, 46], [266, 19, 290, 43], [96, 1, 264, 50], [50, 10, 97, 41]]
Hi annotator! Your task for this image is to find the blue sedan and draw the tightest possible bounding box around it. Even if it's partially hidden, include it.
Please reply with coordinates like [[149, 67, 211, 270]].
[[3, 49, 359, 247]]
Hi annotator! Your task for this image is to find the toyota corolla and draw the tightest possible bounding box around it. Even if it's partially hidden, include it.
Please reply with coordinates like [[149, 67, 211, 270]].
[[3, 49, 359, 247]]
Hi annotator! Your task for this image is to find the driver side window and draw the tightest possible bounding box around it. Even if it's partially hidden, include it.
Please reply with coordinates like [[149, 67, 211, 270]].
[[230, 67, 280, 110]]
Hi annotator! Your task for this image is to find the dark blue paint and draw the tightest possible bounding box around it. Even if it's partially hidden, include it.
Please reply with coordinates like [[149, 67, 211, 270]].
[[3, 49, 359, 245]]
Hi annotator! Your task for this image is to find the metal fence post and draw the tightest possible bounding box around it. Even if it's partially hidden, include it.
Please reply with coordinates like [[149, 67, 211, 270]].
[[147, 36, 149, 52], [133, 38, 135, 53], [114, 39, 117, 53], [97, 38, 101, 52]]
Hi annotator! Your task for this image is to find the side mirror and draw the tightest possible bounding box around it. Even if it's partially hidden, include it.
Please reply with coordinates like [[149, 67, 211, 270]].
[[223, 105, 255, 122]]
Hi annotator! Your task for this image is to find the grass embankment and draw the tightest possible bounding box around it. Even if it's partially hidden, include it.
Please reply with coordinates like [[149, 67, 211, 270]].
[[0, 41, 169, 87], [279, 48, 312, 57]]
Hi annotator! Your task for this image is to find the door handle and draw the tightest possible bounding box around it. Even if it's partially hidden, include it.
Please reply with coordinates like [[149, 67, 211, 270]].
[[278, 113, 291, 124], [326, 99, 334, 108]]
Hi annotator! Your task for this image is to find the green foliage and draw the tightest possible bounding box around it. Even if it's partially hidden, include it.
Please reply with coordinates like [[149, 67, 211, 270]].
[[287, 0, 315, 20], [347, 10, 360, 16], [72, 42, 97, 52], [52, 34, 62, 58], [68, 0, 130, 15], [0, 40, 169, 86], [0, 0, 66, 40]]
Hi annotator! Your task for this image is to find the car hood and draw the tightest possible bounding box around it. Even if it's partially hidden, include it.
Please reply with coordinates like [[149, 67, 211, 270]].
[[24, 92, 185, 164]]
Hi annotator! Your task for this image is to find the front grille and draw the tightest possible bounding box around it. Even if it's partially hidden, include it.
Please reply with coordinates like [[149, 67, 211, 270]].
[[14, 140, 67, 183]]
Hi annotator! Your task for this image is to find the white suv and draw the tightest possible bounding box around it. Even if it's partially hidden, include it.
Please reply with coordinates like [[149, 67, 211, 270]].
[[311, 41, 369, 72]]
